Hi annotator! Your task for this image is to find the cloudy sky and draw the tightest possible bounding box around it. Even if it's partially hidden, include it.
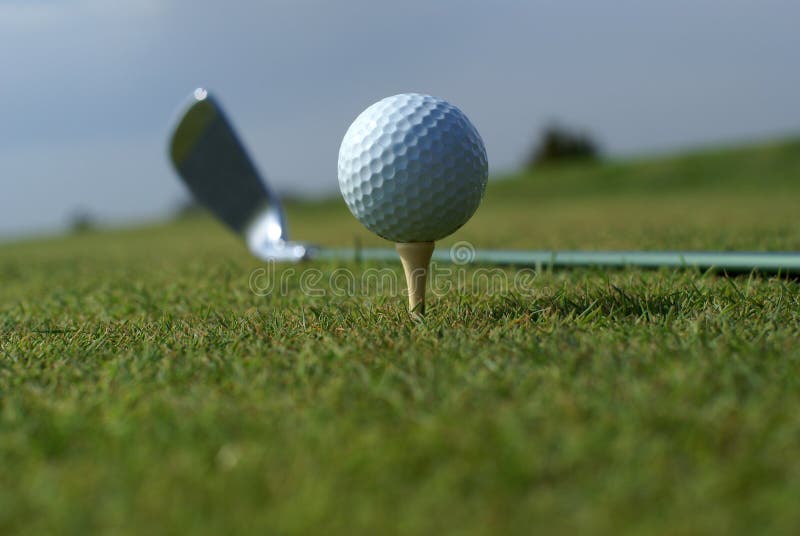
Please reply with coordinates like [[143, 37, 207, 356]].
[[1, 0, 798, 237]]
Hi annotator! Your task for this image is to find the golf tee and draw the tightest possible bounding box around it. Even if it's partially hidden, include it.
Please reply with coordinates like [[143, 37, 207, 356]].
[[395, 241, 435, 315]]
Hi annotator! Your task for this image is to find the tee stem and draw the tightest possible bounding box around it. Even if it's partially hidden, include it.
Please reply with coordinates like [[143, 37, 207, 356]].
[[395, 241, 435, 316]]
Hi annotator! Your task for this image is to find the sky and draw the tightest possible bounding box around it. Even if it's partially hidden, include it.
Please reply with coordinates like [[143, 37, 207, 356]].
[[1, 0, 799, 238]]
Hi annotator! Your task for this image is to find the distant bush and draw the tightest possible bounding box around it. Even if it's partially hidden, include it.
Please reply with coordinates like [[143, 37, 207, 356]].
[[173, 199, 206, 220], [526, 123, 601, 168], [69, 210, 96, 234]]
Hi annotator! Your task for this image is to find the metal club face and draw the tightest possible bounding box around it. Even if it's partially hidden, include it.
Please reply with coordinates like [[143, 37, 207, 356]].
[[169, 88, 309, 262]]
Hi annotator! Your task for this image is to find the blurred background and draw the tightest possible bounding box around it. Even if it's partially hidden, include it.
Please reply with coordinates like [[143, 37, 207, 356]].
[[1, 0, 799, 239]]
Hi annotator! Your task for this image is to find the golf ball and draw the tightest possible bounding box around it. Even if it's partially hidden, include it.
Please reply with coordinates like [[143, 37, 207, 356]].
[[338, 93, 488, 243]]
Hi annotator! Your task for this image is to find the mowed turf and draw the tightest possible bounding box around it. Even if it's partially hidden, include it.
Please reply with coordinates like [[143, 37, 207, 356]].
[[1, 139, 800, 534]]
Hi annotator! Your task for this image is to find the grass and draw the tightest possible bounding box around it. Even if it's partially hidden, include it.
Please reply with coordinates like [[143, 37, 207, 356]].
[[1, 138, 800, 534]]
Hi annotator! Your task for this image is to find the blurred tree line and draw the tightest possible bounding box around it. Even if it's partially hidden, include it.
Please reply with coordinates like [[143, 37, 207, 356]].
[[526, 123, 601, 168]]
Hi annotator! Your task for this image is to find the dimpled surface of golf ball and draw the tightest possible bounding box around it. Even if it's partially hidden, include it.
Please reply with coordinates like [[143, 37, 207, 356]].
[[338, 93, 488, 243]]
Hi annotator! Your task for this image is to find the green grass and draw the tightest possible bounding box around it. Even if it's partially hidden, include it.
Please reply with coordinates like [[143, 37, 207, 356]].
[[2, 138, 800, 534]]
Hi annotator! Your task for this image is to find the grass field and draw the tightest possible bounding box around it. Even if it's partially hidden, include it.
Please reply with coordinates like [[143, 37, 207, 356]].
[[2, 139, 800, 534]]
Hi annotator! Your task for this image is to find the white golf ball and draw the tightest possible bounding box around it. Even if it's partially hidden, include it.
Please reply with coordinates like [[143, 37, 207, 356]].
[[338, 93, 488, 243]]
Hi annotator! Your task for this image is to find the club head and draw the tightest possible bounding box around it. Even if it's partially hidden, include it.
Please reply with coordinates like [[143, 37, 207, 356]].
[[169, 88, 310, 262]]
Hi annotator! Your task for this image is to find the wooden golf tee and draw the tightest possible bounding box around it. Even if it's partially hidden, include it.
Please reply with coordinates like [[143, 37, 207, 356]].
[[396, 241, 435, 315]]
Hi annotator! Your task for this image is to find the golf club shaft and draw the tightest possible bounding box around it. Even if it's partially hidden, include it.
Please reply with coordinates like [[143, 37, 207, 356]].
[[312, 248, 800, 275]]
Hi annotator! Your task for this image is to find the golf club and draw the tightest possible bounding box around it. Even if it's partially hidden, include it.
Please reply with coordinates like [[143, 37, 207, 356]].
[[169, 88, 800, 276]]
